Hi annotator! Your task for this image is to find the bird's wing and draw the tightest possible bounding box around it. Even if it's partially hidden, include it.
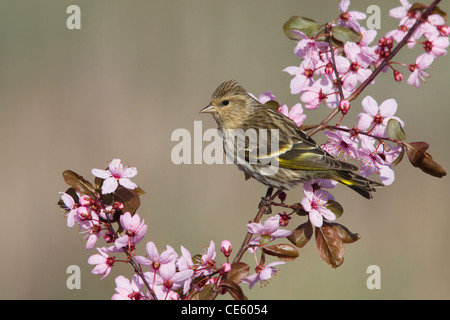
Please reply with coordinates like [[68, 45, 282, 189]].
[[242, 105, 357, 172], [276, 135, 358, 171]]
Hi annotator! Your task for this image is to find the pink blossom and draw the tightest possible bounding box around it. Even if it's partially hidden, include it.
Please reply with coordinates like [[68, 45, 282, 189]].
[[358, 27, 379, 63], [198, 240, 217, 276], [389, 0, 416, 25], [278, 103, 306, 127], [135, 241, 178, 271], [91, 159, 138, 194], [407, 53, 434, 88], [422, 29, 449, 59], [322, 128, 359, 159], [357, 96, 404, 137], [413, 14, 446, 40], [338, 0, 367, 32], [88, 247, 115, 279], [341, 42, 373, 92], [112, 275, 146, 300], [254, 91, 307, 127], [254, 91, 277, 104], [301, 182, 335, 228], [301, 77, 338, 110], [283, 59, 315, 94], [385, 21, 415, 43], [177, 245, 194, 272], [247, 214, 292, 245], [76, 209, 102, 250], [358, 136, 395, 185], [59, 192, 78, 227], [114, 212, 147, 249], [145, 263, 193, 299], [242, 261, 285, 289], [292, 30, 328, 62], [177, 245, 195, 293]]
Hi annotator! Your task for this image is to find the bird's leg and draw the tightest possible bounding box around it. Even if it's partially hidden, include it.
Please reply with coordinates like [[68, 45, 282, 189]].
[[258, 187, 282, 214]]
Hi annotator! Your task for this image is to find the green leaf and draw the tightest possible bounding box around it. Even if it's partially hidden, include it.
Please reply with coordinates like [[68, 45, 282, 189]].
[[62, 170, 96, 198], [287, 221, 313, 248], [283, 16, 320, 40], [292, 202, 307, 216], [261, 243, 299, 261], [264, 100, 280, 111], [326, 200, 344, 219], [331, 25, 361, 44], [259, 234, 272, 246], [387, 118, 406, 141]]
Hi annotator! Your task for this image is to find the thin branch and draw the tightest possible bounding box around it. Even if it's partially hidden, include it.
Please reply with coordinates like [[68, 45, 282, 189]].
[[231, 187, 281, 265]]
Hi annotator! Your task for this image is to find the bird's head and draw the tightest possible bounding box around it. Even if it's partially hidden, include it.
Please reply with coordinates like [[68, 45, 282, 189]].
[[201, 80, 253, 130]]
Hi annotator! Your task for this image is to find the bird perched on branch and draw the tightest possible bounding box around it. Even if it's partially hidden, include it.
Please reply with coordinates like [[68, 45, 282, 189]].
[[201, 80, 383, 199]]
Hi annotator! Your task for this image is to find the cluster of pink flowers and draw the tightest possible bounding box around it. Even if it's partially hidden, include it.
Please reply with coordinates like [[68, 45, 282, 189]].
[[257, 0, 448, 227], [59, 159, 293, 299]]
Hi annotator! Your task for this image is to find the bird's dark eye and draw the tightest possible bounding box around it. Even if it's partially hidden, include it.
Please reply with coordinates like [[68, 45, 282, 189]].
[[222, 100, 229, 106]]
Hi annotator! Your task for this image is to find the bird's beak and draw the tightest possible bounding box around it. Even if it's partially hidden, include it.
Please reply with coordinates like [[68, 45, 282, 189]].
[[200, 103, 217, 114]]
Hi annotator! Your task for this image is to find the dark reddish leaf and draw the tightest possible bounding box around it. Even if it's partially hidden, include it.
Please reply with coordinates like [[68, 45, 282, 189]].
[[404, 142, 446, 178], [315, 225, 345, 268], [216, 280, 247, 300], [228, 262, 250, 285], [114, 185, 141, 216], [405, 141, 429, 164], [261, 243, 299, 261], [62, 170, 95, 198], [326, 222, 360, 244]]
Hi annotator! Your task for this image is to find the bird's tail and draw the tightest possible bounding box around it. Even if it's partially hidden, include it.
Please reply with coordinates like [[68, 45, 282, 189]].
[[332, 170, 384, 199]]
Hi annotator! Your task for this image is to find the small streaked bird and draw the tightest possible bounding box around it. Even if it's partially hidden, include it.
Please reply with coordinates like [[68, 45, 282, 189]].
[[200, 80, 383, 199]]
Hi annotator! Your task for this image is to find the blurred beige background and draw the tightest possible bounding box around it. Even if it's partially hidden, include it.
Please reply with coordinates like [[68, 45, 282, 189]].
[[0, 0, 448, 299]]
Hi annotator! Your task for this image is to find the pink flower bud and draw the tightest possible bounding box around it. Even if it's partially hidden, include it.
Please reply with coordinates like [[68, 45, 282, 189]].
[[77, 206, 91, 221], [220, 263, 231, 275], [325, 62, 334, 75], [220, 240, 232, 257], [386, 38, 394, 49], [278, 212, 291, 227], [79, 195, 91, 206], [339, 99, 350, 115], [103, 231, 115, 243], [278, 191, 287, 203], [394, 70, 403, 82], [113, 201, 124, 211]]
